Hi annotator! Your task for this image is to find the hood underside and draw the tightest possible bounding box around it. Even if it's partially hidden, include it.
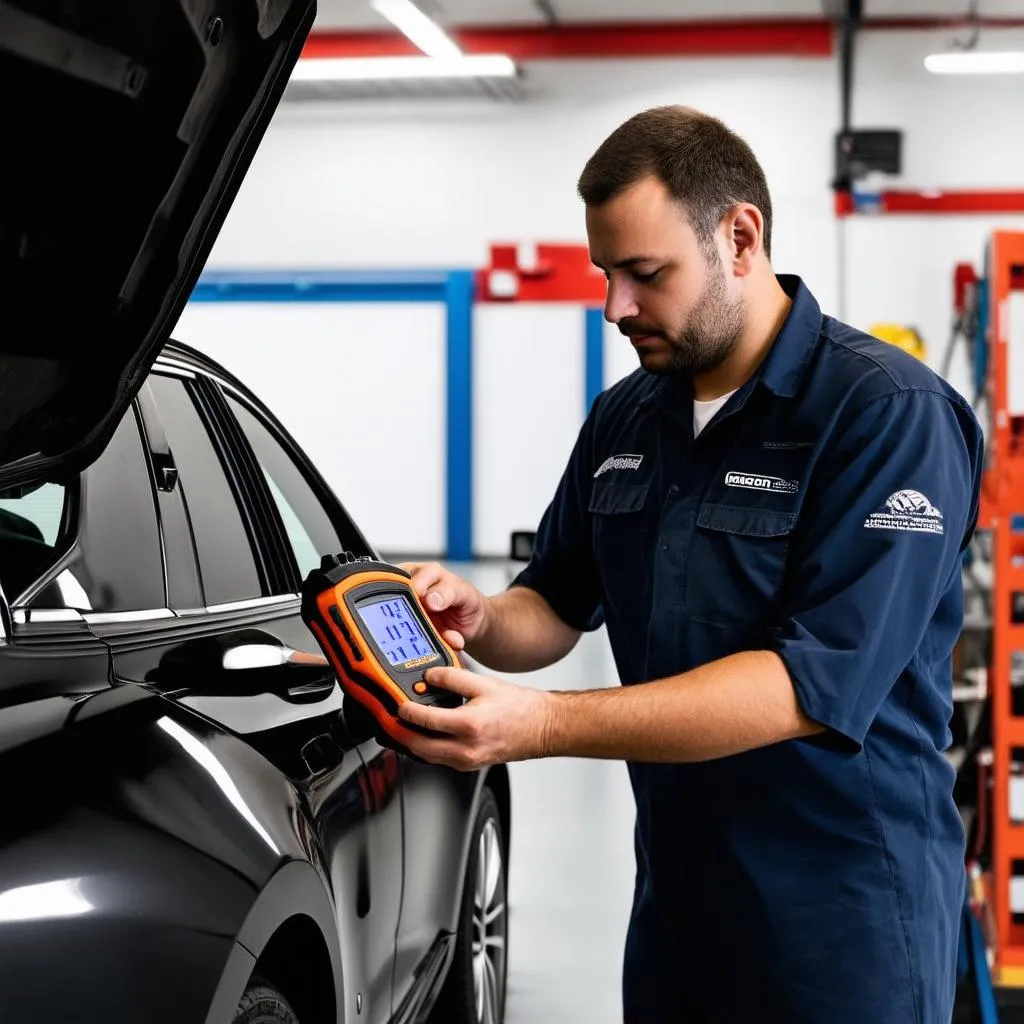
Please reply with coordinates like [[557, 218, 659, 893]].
[[0, 0, 315, 489]]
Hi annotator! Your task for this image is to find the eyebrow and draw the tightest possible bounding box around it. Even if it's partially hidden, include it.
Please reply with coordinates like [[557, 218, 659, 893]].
[[592, 256, 661, 271]]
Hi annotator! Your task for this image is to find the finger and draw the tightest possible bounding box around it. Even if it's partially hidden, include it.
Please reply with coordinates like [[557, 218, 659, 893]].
[[399, 699, 471, 735], [402, 562, 446, 601], [441, 629, 465, 652], [424, 666, 488, 699], [423, 583, 452, 613]]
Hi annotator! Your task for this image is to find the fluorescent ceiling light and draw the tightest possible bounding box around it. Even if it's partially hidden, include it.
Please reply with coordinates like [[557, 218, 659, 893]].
[[370, 0, 462, 59], [291, 54, 518, 82], [925, 50, 1024, 74]]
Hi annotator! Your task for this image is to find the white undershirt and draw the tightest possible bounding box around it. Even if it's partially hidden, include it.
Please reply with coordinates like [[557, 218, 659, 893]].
[[693, 390, 737, 438]]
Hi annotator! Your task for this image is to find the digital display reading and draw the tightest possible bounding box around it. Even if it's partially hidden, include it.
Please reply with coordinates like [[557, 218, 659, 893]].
[[358, 595, 437, 667]]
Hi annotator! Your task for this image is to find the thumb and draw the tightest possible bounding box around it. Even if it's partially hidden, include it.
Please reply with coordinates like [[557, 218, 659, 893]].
[[425, 666, 487, 699]]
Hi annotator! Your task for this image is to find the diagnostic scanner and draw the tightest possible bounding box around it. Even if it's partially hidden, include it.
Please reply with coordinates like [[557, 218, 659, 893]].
[[301, 553, 462, 747]]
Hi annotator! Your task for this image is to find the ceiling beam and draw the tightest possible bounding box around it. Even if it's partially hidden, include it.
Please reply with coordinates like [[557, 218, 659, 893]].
[[302, 14, 1024, 63], [303, 20, 835, 60]]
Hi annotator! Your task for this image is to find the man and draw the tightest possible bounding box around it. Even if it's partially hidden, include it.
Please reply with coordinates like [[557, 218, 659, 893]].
[[398, 106, 984, 1022]]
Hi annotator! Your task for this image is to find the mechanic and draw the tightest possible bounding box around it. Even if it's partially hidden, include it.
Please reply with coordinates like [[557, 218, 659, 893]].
[[398, 106, 984, 1023]]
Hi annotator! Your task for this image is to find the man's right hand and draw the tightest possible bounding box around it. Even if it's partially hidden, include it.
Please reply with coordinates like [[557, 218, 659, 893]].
[[400, 562, 488, 653]]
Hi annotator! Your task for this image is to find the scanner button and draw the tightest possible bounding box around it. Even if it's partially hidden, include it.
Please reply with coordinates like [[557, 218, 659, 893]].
[[329, 605, 364, 662], [413, 682, 428, 695]]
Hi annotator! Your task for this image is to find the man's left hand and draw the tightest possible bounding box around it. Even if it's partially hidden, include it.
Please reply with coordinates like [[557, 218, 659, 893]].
[[397, 667, 557, 770]]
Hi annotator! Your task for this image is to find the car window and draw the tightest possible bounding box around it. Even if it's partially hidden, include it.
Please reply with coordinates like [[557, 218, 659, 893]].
[[72, 405, 165, 612], [0, 482, 69, 602], [0, 483, 66, 546], [225, 394, 345, 587], [148, 374, 263, 607]]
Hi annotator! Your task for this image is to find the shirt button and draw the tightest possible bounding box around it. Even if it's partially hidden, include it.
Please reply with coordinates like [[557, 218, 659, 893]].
[[669, 484, 679, 494]]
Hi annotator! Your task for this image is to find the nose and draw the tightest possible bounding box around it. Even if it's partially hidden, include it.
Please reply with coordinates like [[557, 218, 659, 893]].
[[604, 277, 639, 325]]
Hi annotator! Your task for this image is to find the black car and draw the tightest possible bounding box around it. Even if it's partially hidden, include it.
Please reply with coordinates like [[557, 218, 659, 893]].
[[1, 3, 509, 1023]]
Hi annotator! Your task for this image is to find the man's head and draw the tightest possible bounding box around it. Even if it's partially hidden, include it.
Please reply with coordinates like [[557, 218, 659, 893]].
[[579, 106, 773, 378]]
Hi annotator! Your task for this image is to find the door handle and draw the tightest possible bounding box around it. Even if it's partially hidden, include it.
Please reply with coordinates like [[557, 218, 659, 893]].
[[222, 644, 327, 671], [222, 643, 337, 703]]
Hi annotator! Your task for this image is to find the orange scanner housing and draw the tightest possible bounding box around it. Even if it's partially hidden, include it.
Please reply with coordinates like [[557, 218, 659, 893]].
[[300, 554, 461, 746]]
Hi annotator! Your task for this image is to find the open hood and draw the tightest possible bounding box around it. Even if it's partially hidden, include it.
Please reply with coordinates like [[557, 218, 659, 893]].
[[0, 0, 315, 490]]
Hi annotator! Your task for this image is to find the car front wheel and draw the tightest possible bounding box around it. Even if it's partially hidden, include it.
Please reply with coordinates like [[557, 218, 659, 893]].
[[232, 979, 300, 1024], [431, 787, 508, 1024]]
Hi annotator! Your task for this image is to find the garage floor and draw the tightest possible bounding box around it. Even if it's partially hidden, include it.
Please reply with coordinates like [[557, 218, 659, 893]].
[[451, 562, 636, 1024]]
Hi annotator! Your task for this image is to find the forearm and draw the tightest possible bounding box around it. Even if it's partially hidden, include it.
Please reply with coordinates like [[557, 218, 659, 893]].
[[466, 585, 581, 673], [544, 651, 824, 762]]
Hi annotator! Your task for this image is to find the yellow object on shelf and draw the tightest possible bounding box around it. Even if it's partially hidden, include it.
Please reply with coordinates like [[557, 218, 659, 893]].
[[869, 322, 926, 361]]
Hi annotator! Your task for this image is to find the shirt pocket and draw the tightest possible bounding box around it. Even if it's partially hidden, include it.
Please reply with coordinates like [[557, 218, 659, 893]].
[[589, 479, 651, 614], [684, 503, 796, 628]]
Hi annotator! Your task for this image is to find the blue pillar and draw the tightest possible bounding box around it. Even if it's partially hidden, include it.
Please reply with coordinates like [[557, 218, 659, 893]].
[[585, 307, 605, 413], [445, 271, 474, 562]]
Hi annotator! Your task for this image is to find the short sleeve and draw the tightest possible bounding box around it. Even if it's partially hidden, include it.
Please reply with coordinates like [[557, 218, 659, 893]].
[[510, 399, 605, 633], [770, 390, 983, 747]]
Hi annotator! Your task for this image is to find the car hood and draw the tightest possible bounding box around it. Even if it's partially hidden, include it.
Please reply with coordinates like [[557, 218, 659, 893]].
[[0, 0, 315, 490]]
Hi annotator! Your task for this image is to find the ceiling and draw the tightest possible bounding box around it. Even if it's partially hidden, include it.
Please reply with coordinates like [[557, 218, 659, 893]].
[[312, 0, 1024, 32]]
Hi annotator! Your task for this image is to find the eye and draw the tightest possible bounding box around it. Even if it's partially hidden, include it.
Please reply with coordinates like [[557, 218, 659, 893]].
[[632, 268, 661, 284]]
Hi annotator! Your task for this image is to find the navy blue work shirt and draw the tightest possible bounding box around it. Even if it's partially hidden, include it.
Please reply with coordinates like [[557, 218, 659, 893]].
[[513, 276, 984, 1023]]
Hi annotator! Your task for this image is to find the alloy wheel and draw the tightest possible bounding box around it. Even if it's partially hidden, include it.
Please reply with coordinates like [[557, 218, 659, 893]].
[[472, 818, 506, 1024]]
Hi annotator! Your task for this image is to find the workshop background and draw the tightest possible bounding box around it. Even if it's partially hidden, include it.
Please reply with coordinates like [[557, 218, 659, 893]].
[[170, 2, 1024, 1019]]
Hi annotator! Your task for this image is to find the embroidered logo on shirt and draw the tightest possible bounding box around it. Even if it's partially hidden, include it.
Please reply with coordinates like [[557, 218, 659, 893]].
[[724, 471, 799, 494], [762, 440, 815, 450], [864, 490, 944, 535], [594, 453, 644, 477]]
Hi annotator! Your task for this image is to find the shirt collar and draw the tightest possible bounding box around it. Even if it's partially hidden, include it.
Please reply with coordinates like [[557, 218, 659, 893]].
[[757, 274, 823, 399], [637, 274, 823, 421]]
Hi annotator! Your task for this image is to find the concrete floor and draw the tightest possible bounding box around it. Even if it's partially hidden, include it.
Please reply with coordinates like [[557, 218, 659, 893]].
[[450, 562, 637, 1024]]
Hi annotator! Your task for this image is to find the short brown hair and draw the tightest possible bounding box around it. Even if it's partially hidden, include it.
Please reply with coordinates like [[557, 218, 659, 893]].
[[577, 105, 773, 259]]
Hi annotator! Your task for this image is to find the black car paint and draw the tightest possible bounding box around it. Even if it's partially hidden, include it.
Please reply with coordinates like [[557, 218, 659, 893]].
[[0, 344, 509, 1023], [1, 0, 317, 487]]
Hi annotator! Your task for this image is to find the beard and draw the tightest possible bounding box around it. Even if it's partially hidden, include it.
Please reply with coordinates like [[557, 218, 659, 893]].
[[619, 262, 745, 377]]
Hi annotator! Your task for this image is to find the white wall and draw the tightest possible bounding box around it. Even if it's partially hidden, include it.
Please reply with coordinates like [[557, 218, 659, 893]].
[[842, 28, 1024, 402], [473, 304, 586, 556], [176, 28, 1024, 554], [207, 55, 841, 313], [172, 302, 446, 556]]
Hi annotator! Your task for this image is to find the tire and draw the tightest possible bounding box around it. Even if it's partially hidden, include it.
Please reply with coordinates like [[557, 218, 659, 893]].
[[430, 787, 508, 1024], [232, 978, 300, 1024]]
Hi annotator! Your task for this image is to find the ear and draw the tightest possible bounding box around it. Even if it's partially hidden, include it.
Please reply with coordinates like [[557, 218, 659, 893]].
[[723, 204, 764, 277]]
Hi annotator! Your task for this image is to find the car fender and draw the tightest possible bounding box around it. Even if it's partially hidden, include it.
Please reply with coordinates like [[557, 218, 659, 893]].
[[203, 860, 345, 1024], [0, 685, 336, 1023]]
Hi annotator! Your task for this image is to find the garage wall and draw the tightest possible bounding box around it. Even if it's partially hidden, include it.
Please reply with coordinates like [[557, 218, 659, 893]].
[[206, 53, 840, 314], [172, 302, 447, 557], [842, 28, 1024, 401], [178, 26, 1024, 555], [473, 304, 586, 556]]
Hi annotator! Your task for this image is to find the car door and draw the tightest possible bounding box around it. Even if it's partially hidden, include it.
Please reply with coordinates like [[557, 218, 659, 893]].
[[212, 377, 407, 1024], [94, 365, 395, 1024], [215, 372, 486, 1018]]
